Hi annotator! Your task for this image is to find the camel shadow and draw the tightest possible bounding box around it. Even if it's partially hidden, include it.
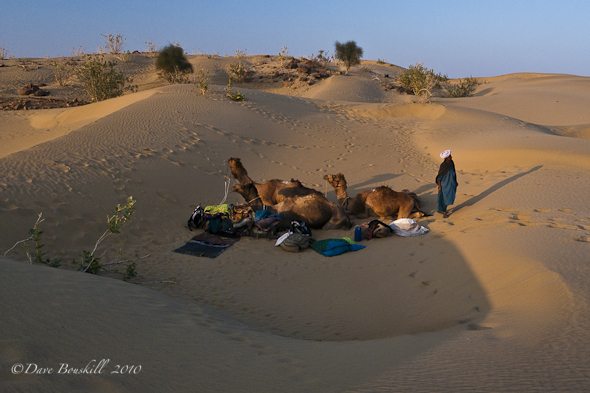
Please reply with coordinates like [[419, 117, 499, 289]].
[[348, 173, 401, 194], [453, 165, 543, 213], [324, 173, 401, 200]]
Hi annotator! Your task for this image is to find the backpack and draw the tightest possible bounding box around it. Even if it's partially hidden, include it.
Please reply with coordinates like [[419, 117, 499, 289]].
[[359, 219, 393, 240], [187, 205, 205, 230], [204, 214, 235, 236], [187, 204, 236, 236]]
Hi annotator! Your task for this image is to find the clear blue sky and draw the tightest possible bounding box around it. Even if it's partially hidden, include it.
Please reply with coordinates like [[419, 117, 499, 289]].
[[2, 0, 589, 77]]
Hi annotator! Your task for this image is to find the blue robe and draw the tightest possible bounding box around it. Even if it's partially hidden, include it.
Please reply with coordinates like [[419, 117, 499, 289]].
[[436, 160, 457, 212]]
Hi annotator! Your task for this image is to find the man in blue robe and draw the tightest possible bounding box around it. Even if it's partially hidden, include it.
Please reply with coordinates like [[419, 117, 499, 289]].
[[435, 149, 458, 218]]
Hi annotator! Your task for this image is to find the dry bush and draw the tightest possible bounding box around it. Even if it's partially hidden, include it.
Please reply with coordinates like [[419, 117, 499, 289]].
[[226, 50, 250, 83], [0, 47, 7, 60], [145, 41, 157, 56], [194, 69, 210, 95], [397, 63, 448, 102], [50, 59, 75, 86], [102, 33, 124, 54], [74, 55, 132, 101], [445, 77, 479, 97]]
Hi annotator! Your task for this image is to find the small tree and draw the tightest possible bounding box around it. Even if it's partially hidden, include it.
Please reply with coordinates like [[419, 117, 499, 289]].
[[334, 41, 363, 72], [156, 44, 193, 83], [397, 63, 448, 102]]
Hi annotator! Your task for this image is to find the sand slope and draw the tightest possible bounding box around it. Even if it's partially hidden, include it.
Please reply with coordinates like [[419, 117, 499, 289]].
[[2, 68, 590, 392]]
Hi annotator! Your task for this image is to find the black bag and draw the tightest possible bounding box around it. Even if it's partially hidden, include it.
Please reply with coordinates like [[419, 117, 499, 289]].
[[187, 205, 205, 230], [204, 214, 235, 236], [290, 220, 312, 236]]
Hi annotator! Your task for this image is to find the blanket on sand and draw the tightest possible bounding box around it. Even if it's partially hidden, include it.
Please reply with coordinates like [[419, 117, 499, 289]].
[[174, 232, 240, 258]]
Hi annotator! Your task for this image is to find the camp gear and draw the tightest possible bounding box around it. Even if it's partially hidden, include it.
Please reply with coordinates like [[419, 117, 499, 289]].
[[187, 205, 206, 230], [353, 225, 362, 242], [279, 233, 312, 252], [359, 219, 394, 240], [290, 220, 312, 236], [174, 232, 240, 258], [310, 237, 365, 257], [388, 218, 430, 237]]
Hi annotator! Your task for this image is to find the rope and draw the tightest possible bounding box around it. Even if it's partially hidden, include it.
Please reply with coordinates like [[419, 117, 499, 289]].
[[219, 175, 231, 204], [246, 196, 261, 205]]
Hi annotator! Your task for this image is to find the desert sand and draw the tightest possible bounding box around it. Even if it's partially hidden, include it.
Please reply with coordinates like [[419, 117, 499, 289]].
[[1, 55, 589, 392]]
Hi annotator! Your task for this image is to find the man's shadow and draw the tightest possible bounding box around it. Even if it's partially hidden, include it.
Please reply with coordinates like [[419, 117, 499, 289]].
[[452, 165, 543, 213]]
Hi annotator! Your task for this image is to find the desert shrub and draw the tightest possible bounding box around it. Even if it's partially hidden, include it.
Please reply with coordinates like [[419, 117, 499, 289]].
[[50, 59, 75, 86], [278, 45, 289, 64], [156, 44, 193, 83], [72, 46, 86, 57], [79, 196, 136, 274], [334, 40, 363, 72], [445, 77, 479, 97], [74, 55, 129, 101], [194, 69, 210, 95], [145, 41, 157, 53], [4, 197, 137, 279], [3, 213, 61, 267], [377, 58, 387, 64], [0, 47, 7, 60], [397, 63, 448, 102], [226, 50, 249, 83], [102, 33, 124, 54], [225, 78, 245, 101]]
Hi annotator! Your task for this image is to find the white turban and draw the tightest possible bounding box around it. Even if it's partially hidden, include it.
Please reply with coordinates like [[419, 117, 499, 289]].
[[440, 149, 452, 159]]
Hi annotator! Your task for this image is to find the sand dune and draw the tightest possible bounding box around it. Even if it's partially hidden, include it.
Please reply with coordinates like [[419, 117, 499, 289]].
[[302, 74, 385, 102], [2, 60, 590, 392]]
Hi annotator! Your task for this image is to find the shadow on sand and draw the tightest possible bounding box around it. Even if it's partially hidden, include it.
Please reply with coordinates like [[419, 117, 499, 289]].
[[453, 165, 543, 213]]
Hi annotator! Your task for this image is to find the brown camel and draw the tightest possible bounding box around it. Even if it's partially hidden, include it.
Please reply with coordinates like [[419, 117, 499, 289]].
[[324, 173, 426, 221], [228, 157, 306, 205], [232, 180, 351, 230]]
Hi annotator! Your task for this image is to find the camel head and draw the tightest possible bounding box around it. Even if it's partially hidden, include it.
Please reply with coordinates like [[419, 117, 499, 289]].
[[323, 173, 348, 190], [227, 157, 251, 183]]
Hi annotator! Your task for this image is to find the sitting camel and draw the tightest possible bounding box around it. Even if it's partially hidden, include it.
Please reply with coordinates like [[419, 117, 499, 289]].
[[323, 173, 426, 221], [228, 157, 306, 205], [232, 182, 351, 229]]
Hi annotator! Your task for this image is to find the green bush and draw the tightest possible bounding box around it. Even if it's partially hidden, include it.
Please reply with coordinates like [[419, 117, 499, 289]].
[[335, 41, 363, 72], [156, 45, 193, 83], [74, 55, 128, 102], [397, 63, 448, 102], [445, 77, 479, 97]]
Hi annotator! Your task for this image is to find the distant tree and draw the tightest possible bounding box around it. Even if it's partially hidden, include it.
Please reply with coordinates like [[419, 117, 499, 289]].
[[334, 40, 363, 72], [156, 45, 193, 83]]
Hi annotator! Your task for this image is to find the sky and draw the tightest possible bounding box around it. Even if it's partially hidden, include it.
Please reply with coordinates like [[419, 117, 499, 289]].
[[1, 0, 589, 77]]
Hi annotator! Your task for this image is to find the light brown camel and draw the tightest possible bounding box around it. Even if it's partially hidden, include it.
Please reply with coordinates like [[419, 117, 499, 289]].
[[323, 173, 426, 221], [228, 157, 304, 205], [232, 182, 351, 229]]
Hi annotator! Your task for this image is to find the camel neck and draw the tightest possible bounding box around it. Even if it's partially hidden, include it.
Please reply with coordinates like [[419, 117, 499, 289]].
[[333, 187, 348, 202]]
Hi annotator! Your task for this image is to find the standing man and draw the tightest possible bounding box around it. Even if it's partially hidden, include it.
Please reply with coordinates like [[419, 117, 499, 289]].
[[436, 149, 458, 218]]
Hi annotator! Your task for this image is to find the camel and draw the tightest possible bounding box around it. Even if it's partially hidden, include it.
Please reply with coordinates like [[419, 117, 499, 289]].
[[228, 157, 305, 205], [323, 173, 426, 221], [232, 182, 351, 229]]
